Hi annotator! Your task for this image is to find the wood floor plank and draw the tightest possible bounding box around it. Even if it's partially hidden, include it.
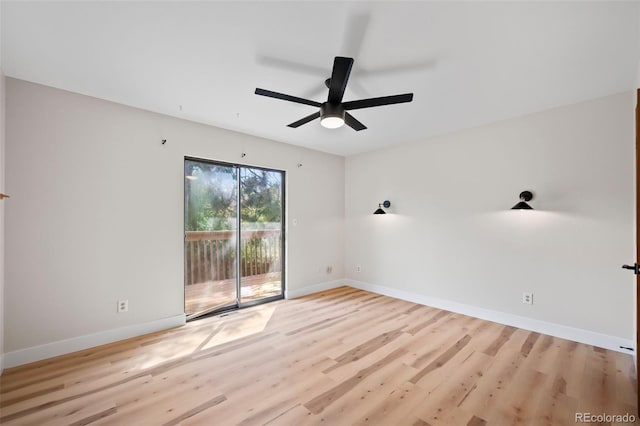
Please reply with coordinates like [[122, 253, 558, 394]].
[[520, 331, 541, 358], [466, 415, 487, 426], [309, 361, 416, 425], [615, 350, 638, 409], [411, 350, 495, 425], [352, 381, 428, 426], [0, 287, 635, 424], [532, 390, 579, 426], [262, 404, 313, 426], [324, 333, 414, 383], [405, 310, 450, 335], [401, 314, 487, 371], [579, 346, 618, 414], [488, 366, 549, 424], [483, 325, 517, 356], [304, 348, 407, 414], [323, 327, 406, 374], [1, 376, 149, 425], [456, 348, 525, 421], [409, 334, 472, 385]]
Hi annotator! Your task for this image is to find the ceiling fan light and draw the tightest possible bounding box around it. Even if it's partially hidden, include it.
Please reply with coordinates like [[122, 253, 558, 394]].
[[320, 115, 345, 129], [320, 103, 345, 129]]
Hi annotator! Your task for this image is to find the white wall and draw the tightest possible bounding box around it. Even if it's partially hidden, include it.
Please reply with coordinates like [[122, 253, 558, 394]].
[[346, 92, 636, 342], [5, 78, 344, 359]]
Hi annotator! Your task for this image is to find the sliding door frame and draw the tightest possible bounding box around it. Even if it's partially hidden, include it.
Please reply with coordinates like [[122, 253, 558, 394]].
[[237, 163, 286, 309], [184, 156, 286, 318]]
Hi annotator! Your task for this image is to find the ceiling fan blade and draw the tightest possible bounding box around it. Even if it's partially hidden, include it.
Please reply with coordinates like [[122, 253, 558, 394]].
[[287, 111, 321, 128], [255, 88, 321, 107], [343, 93, 414, 110], [344, 113, 367, 131], [327, 57, 354, 104]]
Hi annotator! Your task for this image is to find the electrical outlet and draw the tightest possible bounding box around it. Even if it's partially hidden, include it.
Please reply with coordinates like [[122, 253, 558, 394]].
[[326, 266, 332, 274], [356, 265, 361, 273], [522, 292, 533, 305], [117, 299, 129, 313]]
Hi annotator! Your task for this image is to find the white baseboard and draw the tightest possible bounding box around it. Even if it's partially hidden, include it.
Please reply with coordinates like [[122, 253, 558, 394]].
[[0, 353, 3, 375], [285, 279, 344, 299], [3, 314, 186, 369], [345, 279, 634, 355]]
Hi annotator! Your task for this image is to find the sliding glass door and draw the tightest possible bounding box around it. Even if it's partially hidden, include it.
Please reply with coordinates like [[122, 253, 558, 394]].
[[184, 161, 238, 318], [240, 167, 284, 305], [184, 158, 284, 319]]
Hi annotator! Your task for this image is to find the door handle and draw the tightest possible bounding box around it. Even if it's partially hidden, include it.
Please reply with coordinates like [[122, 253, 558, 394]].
[[622, 263, 640, 274]]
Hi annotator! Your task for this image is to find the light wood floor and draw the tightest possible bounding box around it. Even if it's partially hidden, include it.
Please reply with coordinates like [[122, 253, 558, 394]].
[[0, 287, 637, 425]]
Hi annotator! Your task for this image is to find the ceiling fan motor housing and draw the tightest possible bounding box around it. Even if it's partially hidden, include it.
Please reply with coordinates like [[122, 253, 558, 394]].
[[320, 102, 345, 121]]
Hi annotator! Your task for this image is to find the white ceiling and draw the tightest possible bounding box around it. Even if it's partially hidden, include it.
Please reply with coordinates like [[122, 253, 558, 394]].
[[2, 1, 639, 156]]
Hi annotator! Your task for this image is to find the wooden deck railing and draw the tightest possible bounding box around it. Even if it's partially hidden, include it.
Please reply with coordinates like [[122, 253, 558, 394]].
[[184, 230, 282, 285]]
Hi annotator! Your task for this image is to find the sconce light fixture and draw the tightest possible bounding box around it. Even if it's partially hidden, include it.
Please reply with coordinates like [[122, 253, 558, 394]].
[[374, 200, 391, 215], [511, 191, 534, 210]]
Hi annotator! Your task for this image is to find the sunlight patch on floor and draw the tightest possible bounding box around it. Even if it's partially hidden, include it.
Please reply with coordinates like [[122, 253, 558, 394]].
[[199, 304, 277, 351]]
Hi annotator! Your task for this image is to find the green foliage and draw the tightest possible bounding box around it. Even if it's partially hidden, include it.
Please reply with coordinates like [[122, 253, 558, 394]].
[[185, 162, 282, 231], [240, 168, 282, 227]]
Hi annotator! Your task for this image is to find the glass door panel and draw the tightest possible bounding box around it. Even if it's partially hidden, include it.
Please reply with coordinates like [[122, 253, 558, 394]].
[[184, 160, 238, 319], [239, 167, 284, 304]]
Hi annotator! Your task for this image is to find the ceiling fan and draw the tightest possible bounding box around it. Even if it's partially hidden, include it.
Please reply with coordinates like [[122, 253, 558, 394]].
[[255, 56, 414, 131]]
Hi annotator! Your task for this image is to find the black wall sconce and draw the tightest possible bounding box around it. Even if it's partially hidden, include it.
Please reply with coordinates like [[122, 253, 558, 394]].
[[511, 191, 534, 210], [374, 200, 391, 214]]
